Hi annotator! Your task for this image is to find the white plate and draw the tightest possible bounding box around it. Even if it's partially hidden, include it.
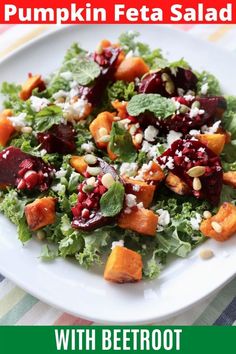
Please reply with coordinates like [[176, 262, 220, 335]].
[[0, 25, 236, 324]]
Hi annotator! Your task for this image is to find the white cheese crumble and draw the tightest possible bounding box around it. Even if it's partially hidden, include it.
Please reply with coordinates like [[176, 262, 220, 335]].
[[144, 125, 159, 142], [133, 184, 140, 192], [53, 90, 69, 100], [190, 213, 202, 230], [111, 240, 124, 250], [189, 107, 205, 119], [8, 113, 27, 128], [63, 99, 90, 120], [60, 71, 73, 81], [201, 120, 221, 134], [125, 50, 134, 59], [125, 194, 137, 208], [40, 149, 47, 157], [51, 183, 66, 193], [184, 94, 195, 101], [189, 129, 201, 136], [200, 82, 209, 95], [55, 168, 67, 179], [81, 142, 95, 153], [167, 130, 182, 148], [2, 150, 10, 159], [30, 96, 50, 112], [120, 162, 138, 177], [157, 209, 170, 226], [165, 156, 174, 170]]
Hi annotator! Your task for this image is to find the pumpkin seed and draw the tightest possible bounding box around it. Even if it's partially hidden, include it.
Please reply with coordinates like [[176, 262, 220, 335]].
[[211, 221, 222, 233], [95, 44, 103, 55], [203, 210, 212, 219], [87, 166, 101, 176], [82, 184, 95, 193], [98, 135, 110, 143], [98, 127, 108, 136], [36, 230, 45, 241], [191, 101, 201, 109], [161, 73, 171, 82], [187, 166, 206, 178], [134, 133, 143, 145], [193, 177, 202, 191], [101, 173, 115, 189], [84, 154, 97, 165], [199, 248, 214, 260], [21, 126, 32, 134], [165, 80, 175, 95], [179, 104, 190, 114]]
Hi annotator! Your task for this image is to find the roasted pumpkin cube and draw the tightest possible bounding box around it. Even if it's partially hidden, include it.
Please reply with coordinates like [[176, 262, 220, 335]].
[[142, 161, 165, 183], [123, 176, 156, 208], [104, 246, 143, 283], [111, 100, 128, 119], [115, 57, 149, 82], [118, 207, 158, 236], [25, 197, 56, 231], [19, 74, 45, 101], [89, 111, 114, 149], [200, 202, 236, 241], [223, 172, 236, 188], [70, 156, 88, 176], [165, 172, 191, 195], [197, 134, 226, 155], [0, 110, 15, 147]]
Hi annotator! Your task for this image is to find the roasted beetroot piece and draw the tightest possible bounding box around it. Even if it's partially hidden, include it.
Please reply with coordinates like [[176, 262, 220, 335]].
[[79, 48, 120, 105], [37, 123, 76, 154], [160, 96, 227, 134], [0, 147, 54, 192], [157, 139, 223, 205], [72, 158, 119, 231], [138, 67, 198, 97]]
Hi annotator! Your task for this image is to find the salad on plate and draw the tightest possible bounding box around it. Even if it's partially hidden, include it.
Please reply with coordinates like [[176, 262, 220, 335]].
[[0, 31, 236, 284]]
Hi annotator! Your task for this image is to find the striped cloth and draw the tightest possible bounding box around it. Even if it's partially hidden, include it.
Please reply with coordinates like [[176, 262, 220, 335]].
[[0, 24, 236, 325]]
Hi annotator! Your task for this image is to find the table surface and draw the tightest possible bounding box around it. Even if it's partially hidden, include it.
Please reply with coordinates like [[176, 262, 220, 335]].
[[0, 24, 236, 325]]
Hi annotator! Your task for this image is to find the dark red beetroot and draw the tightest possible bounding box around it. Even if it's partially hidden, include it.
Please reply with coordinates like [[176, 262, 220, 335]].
[[137, 96, 227, 134], [72, 158, 119, 231], [37, 123, 76, 154], [79, 47, 120, 105], [0, 147, 54, 192], [157, 139, 223, 205], [138, 67, 198, 97]]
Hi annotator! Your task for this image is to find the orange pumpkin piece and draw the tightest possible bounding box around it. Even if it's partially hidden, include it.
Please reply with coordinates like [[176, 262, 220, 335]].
[[123, 176, 156, 208], [70, 156, 88, 176], [25, 197, 56, 231], [115, 57, 149, 82], [142, 161, 165, 183], [223, 172, 236, 188], [107, 143, 117, 161], [111, 100, 128, 119], [19, 74, 45, 101], [197, 134, 226, 155], [165, 172, 191, 196], [118, 207, 158, 236], [89, 111, 114, 149], [0, 110, 15, 147], [200, 202, 236, 241], [104, 246, 143, 283]]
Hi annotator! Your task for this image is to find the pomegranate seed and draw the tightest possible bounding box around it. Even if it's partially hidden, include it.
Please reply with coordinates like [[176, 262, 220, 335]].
[[78, 192, 85, 202], [17, 179, 26, 190], [19, 159, 34, 170], [85, 198, 94, 209], [93, 187, 100, 194], [84, 171, 91, 178], [71, 206, 81, 217], [99, 185, 107, 195], [23, 170, 39, 189], [82, 208, 90, 219]]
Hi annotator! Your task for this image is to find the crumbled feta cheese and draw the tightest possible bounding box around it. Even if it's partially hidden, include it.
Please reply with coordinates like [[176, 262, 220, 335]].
[[171, 98, 181, 110], [53, 90, 69, 100], [167, 130, 182, 148], [125, 194, 137, 208], [184, 94, 195, 101], [30, 96, 50, 112], [198, 147, 206, 153], [81, 142, 95, 153], [190, 213, 202, 230], [157, 209, 170, 226], [141, 140, 152, 153], [124, 208, 132, 214], [120, 162, 138, 177], [189, 107, 205, 119], [200, 82, 209, 95], [2, 150, 10, 159], [175, 150, 183, 157], [133, 184, 140, 192], [8, 113, 27, 128], [189, 129, 201, 136], [111, 240, 124, 249], [184, 156, 190, 163], [63, 99, 90, 120], [51, 183, 66, 193], [125, 50, 134, 59], [40, 149, 47, 157], [55, 169, 67, 179], [201, 120, 221, 134], [165, 156, 174, 170], [137, 202, 144, 209], [69, 87, 80, 99], [60, 71, 73, 81], [144, 125, 159, 142]]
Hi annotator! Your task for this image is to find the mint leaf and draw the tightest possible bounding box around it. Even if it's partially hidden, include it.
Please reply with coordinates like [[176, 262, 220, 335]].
[[100, 182, 125, 217], [109, 122, 137, 162], [75, 59, 101, 86], [127, 94, 176, 119], [17, 217, 31, 243], [40, 245, 58, 261], [35, 105, 63, 132]]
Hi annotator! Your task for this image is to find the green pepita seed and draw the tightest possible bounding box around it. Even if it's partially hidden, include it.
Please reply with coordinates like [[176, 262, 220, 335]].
[[187, 166, 206, 178], [98, 135, 110, 143], [165, 80, 175, 95], [87, 166, 101, 176], [161, 73, 171, 82], [179, 104, 190, 114], [84, 154, 97, 165], [82, 184, 95, 193], [191, 101, 201, 109]]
